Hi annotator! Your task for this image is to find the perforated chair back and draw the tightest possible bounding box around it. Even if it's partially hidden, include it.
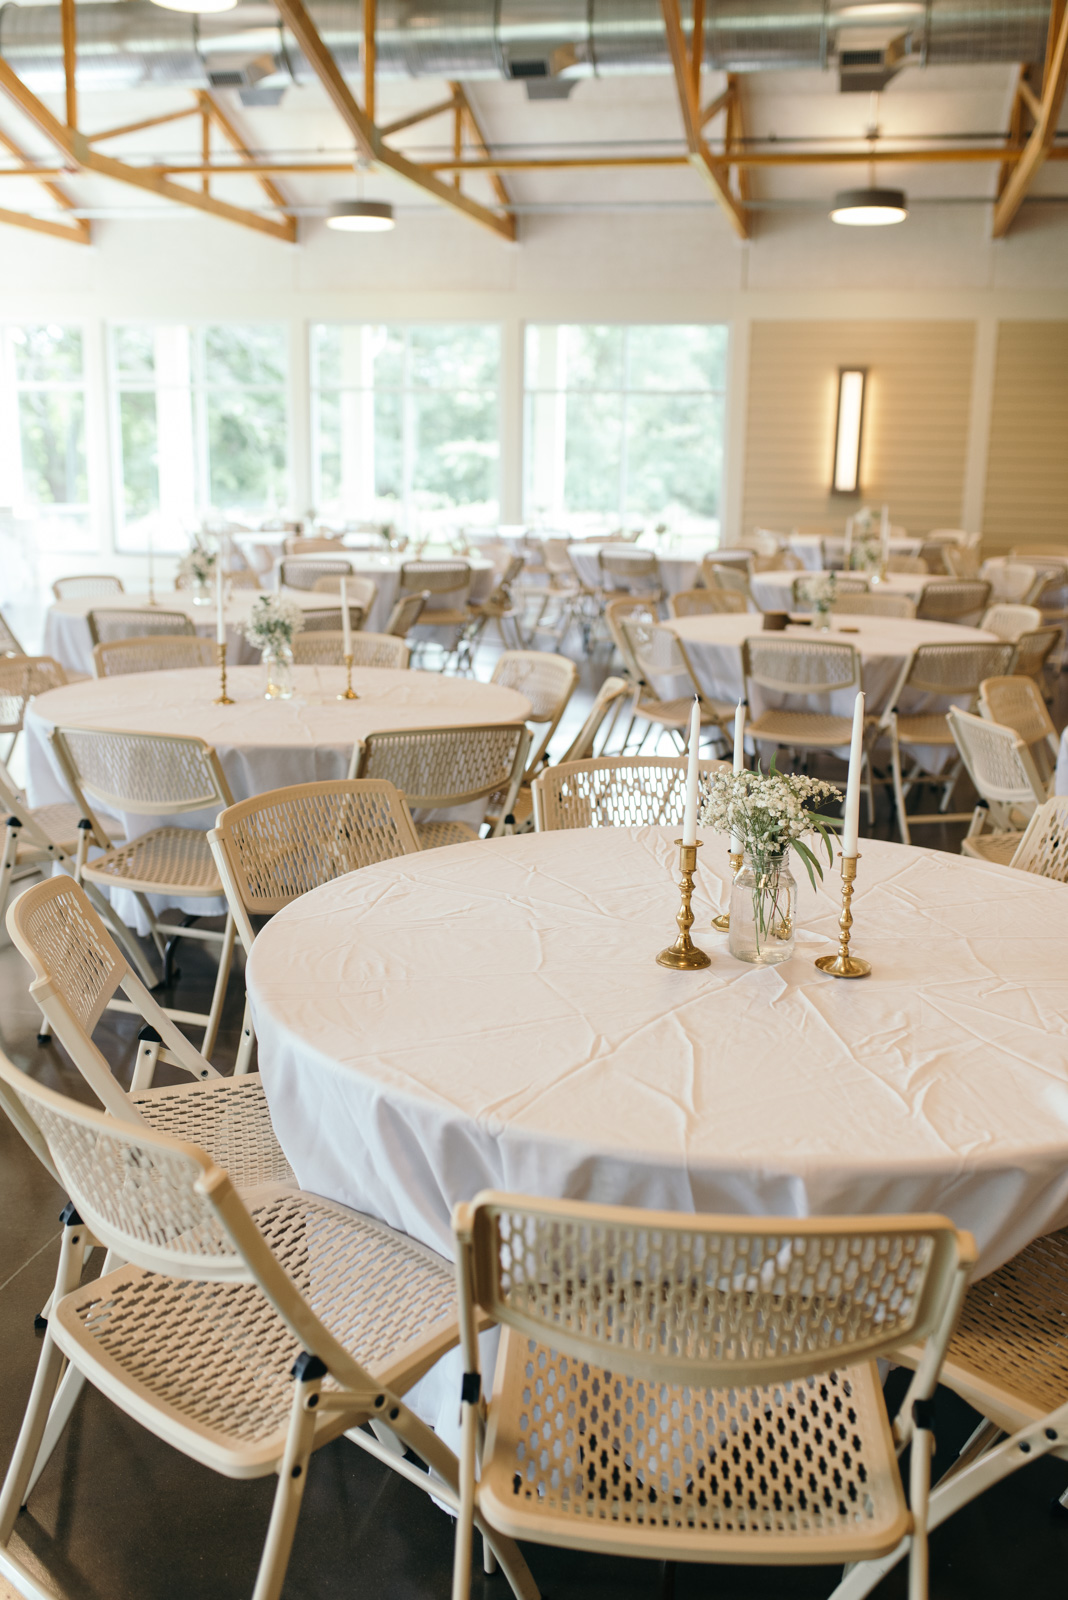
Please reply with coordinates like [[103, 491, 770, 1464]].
[[311, 574, 379, 614], [980, 604, 1043, 640], [604, 597, 657, 683], [555, 677, 632, 765], [742, 636, 861, 696], [0, 610, 25, 655], [915, 578, 992, 624], [92, 635, 215, 677], [209, 779, 420, 949], [297, 606, 365, 634], [668, 587, 746, 617], [398, 559, 470, 598], [885, 555, 928, 574], [0, 656, 67, 738], [384, 591, 429, 636], [533, 755, 730, 832], [87, 608, 195, 646], [284, 536, 343, 554], [1009, 796, 1068, 882], [598, 548, 662, 592], [352, 723, 531, 824], [1010, 627, 1061, 680], [280, 557, 352, 589], [291, 631, 409, 669], [980, 561, 1037, 605], [792, 575, 868, 606], [946, 707, 1047, 822], [456, 1190, 972, 1386], [830, 592, 915, 618], [620, 618, 697, 706], [490, 651, 578, 771], [918, 543, 956, 577], [978, 675, 1059, 778], [895, 640, 1014, 700], [51, 726, 233, 820], [701, 560, 751, 600], [52, 574, 124, 601]]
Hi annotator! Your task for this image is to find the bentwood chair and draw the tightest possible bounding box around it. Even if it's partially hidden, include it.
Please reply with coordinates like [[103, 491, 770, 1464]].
[[0, 610, 26, 655], [880, 641, 1015, 845], [0, 757, 90, 928], [620, 617, 735, 754], [209, 779, 421, 1073], [915, 579, 991, 626], [52, 574, 124, 601], [291, 631, 410, 669], [0, 1061, 536, 1600], [668, 587, 746, 617], [384, 591, 429, 638], [280, 556, 353, 590], [49, 725, 237, 1059], [948, 708, 1049, 866], [351, 724, 531, 849], [533, 754, 730, 832], [451, 1191, 974, 1600], [87, 608, 195, 646], [0, 655, 67, 762], [92, 634, 216, 677], [979, 675, 1060, 784]]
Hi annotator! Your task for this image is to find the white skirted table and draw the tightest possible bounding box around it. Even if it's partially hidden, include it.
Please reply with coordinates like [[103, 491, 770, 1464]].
[[274, 550, 497, 633], [568, 541, 713, 598], [247, 825, 1068, 1280], [750, 569, 928, 612]]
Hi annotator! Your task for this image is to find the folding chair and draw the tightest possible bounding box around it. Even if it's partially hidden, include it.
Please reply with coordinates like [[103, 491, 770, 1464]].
[[311, 573, 378, 615], [831, 592, 916, 618], [598, 546, 664, 604], [532, 753, 730, 831], [52, 574, 124, 601], [0, 610, 25, 656], [915, 579, 992, 626], [979, 674, 1060, 785], [552, 676, 631, 765], [668, 587, 746, 617], [398, 560, 472, 667], [452, 1191, 974, 1600], [350, 723, 531, 848], [948, 707, 1049, 867], [979, 603, 1042, 640], [384, 590, 429, 637], [489, 651, 578, 778], [980, 560, 1037, 606], [621, 617, 734, 754], [280, 556, 353, 589], [87, 608, 195, 646], [93, 635, 216, 677], [1009, 627, 1062, 686], [0, 655, 67, 763], [291, 631, 409, 668], [0, 756, 89, 928], [1003, 794, 1068, 882]]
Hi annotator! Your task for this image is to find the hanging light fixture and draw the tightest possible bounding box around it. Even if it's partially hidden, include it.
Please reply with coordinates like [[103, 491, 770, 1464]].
[[326, 200, 395, 232], [831, 187, 908, 226]]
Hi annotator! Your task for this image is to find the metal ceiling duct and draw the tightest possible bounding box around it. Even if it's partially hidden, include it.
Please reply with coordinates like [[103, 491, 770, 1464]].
[[0, 0, 1053, 94]]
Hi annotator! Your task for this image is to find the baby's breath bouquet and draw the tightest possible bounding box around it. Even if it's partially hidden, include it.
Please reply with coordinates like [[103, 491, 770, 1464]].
[[178, 534, 217, 590], [243, 594, 305, 652], [798, 571, 837, 619], [699, 762, 842, 962]]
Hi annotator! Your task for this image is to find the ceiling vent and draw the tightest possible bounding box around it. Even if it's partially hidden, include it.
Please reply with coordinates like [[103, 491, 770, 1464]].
[[839, 32, 908, 91]]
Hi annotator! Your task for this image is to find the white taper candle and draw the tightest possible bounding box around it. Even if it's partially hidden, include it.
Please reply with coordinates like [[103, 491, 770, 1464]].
[[731, 700, 745, 854], [215, 560, 226, 647], [682, 696, 701, 847], [340, 577, 352, 658], [842, 690, 865, 858]]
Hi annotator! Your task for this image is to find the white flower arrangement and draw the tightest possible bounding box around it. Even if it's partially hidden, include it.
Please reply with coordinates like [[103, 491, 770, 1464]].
[[852, 506, 875, 536], [178, 535, 217, 586], [243, 594, 305, 652], [797, 571, 837, 613], [851, 533, 882, 573], [698, 764, 843, 889]]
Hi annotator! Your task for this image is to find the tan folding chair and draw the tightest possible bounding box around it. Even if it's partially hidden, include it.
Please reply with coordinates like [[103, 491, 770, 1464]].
[[298, 605, 365, 634], [291, 631, 409, 668], [831, 592, 916, 618], [546, 677, 632, 771], [0, 757, 90, 929], [350, 723, 531, 848], [452, 1191, 974, 1600], [915, 579, 992, 626], [622, 617, 735, 754], [489, 651, 578, 777], [49, 725, 238, 1058], [879, 640, 1015, 844], [52, 574, 124, 601], [668, 587, 746, 617], [1010, 626, 1062, 684], [918, 542, 956, 576], [0, 610, 25, 655], [980, 560, 1037, 605], [948, 707, 1049, 867], [792, 574, 868, 607], [384, 590, 429, 637], [399, 560, 472, 666], [284, 534, 342, 553], [1002, 795, 1068, 882], [280, 556, 353, 589], [979, 603, 1043, 640], [209, 778, 421, 1071], [311, 573, 378, 616], [885, 555, 929, 574], [598, 546, 663, 603], [87, 607, 195, 645], [92, 634, 216, 677], [701, 559, 753, 606], [532, 753, 730, 831], [979, 674, 1060, 784], [0, 654, 67, 762], [0, 1060, 535, 1600]]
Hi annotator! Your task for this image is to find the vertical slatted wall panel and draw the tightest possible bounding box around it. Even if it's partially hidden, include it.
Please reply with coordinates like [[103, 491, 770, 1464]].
[[742, 320, 975, 537], [983, 322, 1068, 555]]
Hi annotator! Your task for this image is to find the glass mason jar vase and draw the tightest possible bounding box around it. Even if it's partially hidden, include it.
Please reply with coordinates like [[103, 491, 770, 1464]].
[[263, 641, 294, 700], [812, 602, 833, 632], [192, 577, 212, 606], [728, 851, 797, 966]]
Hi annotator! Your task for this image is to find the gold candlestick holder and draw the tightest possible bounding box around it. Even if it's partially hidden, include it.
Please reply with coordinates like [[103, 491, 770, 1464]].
[[656, 840, 712, 971], [336, 653, 359, 700], [711, 850, 743, 931], [213, 641, 234, 705], [814, 854, 871, 978]]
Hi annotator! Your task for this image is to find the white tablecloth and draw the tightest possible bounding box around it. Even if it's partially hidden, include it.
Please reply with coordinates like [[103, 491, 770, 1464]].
[[43, 589, 360, 678], [247, 825, 1068, 1282], [1055, 726, 1068, 796], [568, 543, 713, 598], [786, 536, 923, 571], [275, 552, 496, 633], [751, 569, 928, 612]]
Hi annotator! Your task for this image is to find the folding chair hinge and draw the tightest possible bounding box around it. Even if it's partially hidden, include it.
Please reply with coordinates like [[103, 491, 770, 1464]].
[[77, 818, 92, 831], [137, 1024, 163, 1044], [6, 815, 20, 829], [912, 1397, 936, 1432], [60, 1200, 83, 1227], [461, 1371, 481, 1406], [291, 1351, 327, 1383]]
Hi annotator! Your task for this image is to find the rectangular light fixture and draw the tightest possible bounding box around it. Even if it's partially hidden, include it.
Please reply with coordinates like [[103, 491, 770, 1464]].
[[833, 367, 867, 495]]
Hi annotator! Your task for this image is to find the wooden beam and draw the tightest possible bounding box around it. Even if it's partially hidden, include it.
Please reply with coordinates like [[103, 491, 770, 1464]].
[[0, 202, 89, 243], [1046, 0, 1068, 94], [690, 0, 704, 98], [378, 95, 458, 138], [452, 91, 462, 189], [197, 90, 294, 222], [273, 0, 514, 239], [726, 72, 749, 205], [201, 104, 210, 196], [0, 124, 89, 237], [659, 0, 748, 238], [999, 67, 1030, 197], [1019, 75, 1043, 121], [451, 83, 511, 210], [364, 0, 376, 127], [994, 2, 1068, 236], [88, 105, 201, 143], [700, 86, 734, 128], [0, 58, 296, 241], [60, 0, 77, 129]]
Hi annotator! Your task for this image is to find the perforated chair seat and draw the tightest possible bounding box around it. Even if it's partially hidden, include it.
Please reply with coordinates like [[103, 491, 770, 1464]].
[[893, 713, 955, 746], [480, 1329, 909, 1563], [131, 1076, 294, 1188], [638, 695, 737, 729], [415, 819, 479, 850], [747, 710, 857, 747], [417, 607, 470, 628], [959, 831, 1023, 866], [12, 803, 83, 857], [82, 827, 222, 894], [49, 1183, 457, 1478]]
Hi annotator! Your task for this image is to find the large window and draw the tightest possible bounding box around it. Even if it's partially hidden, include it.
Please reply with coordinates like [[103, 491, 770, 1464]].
[[311, 324, 501, 531], [523, 324, 728, 531], [111, 322, 289, 550], [0, 324, 93, 550]]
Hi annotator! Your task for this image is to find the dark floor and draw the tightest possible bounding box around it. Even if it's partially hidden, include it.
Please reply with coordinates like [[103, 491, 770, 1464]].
[[2, 639, 1068, 1600]]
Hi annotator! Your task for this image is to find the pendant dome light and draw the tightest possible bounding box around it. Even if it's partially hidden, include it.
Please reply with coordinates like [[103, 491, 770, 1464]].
[[831, 186, 908, 226], [326, 200, 396, 232]]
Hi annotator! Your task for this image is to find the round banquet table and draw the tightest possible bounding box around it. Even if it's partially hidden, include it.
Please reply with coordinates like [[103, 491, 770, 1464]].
[[247, 825, 1068, 1282], [568, 541, 712, 598], [43, 588, 358, 679], [750, 568, 928, 612], [275, 550, 497, 633]]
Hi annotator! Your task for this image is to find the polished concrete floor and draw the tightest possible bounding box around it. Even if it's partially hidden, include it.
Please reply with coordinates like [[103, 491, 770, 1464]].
[[2, 635, 1068, 1599]]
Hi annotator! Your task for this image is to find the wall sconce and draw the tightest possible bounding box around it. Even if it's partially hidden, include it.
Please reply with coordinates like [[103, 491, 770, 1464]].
[[832, 367, 867, 495]]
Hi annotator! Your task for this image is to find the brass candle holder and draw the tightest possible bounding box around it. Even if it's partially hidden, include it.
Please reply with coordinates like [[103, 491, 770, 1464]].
[[814, 854, 871, 979], [656, 839, 711, 971], [336, 653, 359, 700], [711, 850, 743, 932], [213, 641, 234, 705]]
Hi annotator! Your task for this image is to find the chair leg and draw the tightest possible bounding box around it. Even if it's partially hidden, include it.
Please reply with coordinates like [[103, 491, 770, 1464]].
[[889, 720, 912, 846], [23, 1363, 87, 1502], [82, 882, 159, 989], [200, 912, 236, 1061], [130, 1026, 162, 1092], [234, 996, 256, 1075], [907, 1421, 932, 1600], [0, 822, 18, 923], [250, 1362, 322, 1600], [451, 1390, 479, 1600]]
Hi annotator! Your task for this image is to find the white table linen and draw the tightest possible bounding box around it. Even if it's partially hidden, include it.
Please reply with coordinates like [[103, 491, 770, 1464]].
[[568, 542, 712, 598], [1055, 726, 1068, 796], [786, 535, 923, 571], [751, 569, 928, 613], [247, 825, 1068, 1283], [276, 551, 496, 633]]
